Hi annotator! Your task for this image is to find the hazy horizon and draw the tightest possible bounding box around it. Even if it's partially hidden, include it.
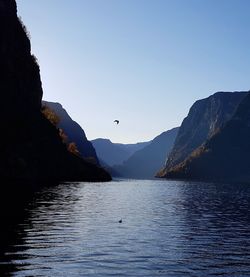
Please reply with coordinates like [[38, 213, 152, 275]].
[[17, 0, 250, 143]]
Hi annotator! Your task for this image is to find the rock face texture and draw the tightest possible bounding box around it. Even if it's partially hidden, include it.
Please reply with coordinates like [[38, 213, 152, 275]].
[[43, 101, 99, 164], [158, 92, 247, 178], [113, 128, 179, 179], [0, 0, 111, 182], [164, 93, 250, 183], [91, 139, 150, 167]]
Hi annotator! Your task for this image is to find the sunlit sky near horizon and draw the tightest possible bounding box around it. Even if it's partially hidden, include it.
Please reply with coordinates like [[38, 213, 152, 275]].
[[17, 0, 250, 143]]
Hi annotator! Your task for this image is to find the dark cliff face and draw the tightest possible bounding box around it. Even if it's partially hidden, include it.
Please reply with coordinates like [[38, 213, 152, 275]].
[[113, 128, 179, 179], [0, 0, 111, 182], [0, 0, 42, 120], [158, 91, 247, 177], [42, 101, 99, 164], [164, 92, 250, 183]]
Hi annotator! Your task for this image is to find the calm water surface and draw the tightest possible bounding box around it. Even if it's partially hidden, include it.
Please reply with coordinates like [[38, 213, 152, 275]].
[[1, 179, 250, 276]]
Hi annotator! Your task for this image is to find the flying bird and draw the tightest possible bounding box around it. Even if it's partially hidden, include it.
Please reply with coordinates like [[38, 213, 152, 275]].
[[114, 120, 119, 124]]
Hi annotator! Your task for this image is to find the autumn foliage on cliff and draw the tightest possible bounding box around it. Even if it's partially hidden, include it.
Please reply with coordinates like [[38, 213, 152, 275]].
[[42, 105, 81, 157]]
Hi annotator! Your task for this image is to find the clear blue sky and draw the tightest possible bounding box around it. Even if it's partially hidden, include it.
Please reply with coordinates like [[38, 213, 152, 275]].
[[17, 0, 250, 143]]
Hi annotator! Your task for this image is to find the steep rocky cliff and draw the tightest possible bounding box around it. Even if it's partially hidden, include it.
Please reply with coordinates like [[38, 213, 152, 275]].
[[114, 128, 179, 179], [158, 91, 247, 177], [43, 101, 99, 164], [164, 92, 250, 183], [0, 0, 111, 182]]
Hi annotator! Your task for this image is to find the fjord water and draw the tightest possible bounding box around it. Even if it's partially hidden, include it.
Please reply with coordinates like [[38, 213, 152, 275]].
[[1, 180, 250, 276]]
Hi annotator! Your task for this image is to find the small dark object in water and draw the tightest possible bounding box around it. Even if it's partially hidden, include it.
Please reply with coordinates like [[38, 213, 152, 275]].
[[118, 219, 122, 223]]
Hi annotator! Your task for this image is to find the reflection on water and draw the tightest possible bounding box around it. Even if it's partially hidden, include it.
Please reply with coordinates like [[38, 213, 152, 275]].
[[0, 180, 250, 276]]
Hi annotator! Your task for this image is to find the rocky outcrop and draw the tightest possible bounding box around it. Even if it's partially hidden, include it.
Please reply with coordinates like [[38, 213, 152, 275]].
[[42, 101, 99, 164], [164, 92, 250, 183], [0, 0, 111, 182], [114, 127, 179, 179], [158, 91, 247, 177]]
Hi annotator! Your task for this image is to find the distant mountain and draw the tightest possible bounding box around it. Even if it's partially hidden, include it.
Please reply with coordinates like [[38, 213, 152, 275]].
[[164, 92, 250, 183], [157, 91, 247, 177], [116, 142, 150, 156], [113, 128, 179, 179], [43, 101, 99, 164], [91, 139, 150, 167]]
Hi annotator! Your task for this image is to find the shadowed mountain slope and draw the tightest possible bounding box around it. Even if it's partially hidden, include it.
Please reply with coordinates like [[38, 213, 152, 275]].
[[164, 92, 250, 183], [43, 101, 99, 164], [0, 0, 110, 182], [158, 91, 247, 177], [113, 128, 179, 179]]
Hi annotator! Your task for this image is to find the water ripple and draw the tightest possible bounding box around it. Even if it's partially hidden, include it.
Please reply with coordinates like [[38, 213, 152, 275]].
[[0, 180, 250, 276]]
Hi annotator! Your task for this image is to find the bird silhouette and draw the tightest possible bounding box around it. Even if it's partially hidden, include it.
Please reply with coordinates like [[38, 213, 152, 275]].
[[114, 120, 119, 124]]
